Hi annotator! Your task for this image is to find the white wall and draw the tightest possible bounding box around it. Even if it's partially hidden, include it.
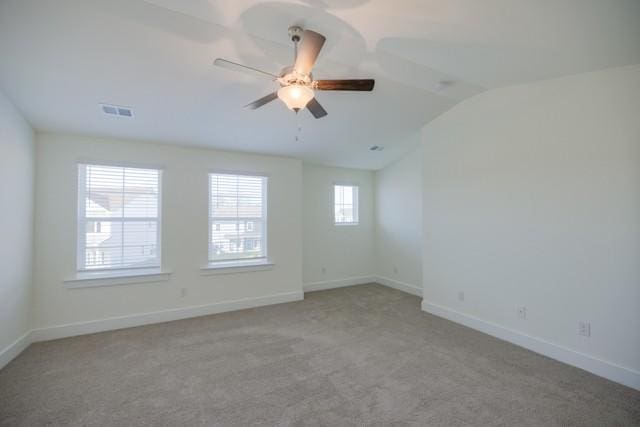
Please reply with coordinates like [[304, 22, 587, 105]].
[[0, 91, 34, 357], [33, 133, 303, 330], [421, 65, 640, 385], [375, 145, 422, 292], [303, 164, 375, 288]]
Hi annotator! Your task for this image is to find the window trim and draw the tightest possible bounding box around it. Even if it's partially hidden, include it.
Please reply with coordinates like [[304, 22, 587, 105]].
[[207, 171, 269, 265], [333, 182, 359, 226], [76, 161, 163, 275], [64, 268, 172, 289], [200, 259, 274, 275]]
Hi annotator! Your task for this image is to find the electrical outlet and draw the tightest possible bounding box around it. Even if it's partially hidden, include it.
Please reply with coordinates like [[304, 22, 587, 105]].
[[393, 266, 398, 275], [180, 288, 188, 298], [321, 267, 326, 274], [578, 321, 591, 337], [517, 307, 526, 319], [458, 291, 464, 302]]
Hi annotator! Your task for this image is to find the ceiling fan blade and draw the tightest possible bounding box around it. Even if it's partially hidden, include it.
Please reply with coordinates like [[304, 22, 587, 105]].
[[294, 30, 326, 76], [213, 58, 278, 79], [243, 92, 278, 110], [314, 79, 375, 91], [306, 97, 328, 119]]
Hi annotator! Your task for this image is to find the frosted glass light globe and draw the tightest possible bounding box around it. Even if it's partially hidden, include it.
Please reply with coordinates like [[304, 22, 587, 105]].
[[277, 85, 314, 111]]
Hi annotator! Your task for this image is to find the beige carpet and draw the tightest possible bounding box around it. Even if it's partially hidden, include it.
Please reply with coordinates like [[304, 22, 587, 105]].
[[1, 284, 638, 426]]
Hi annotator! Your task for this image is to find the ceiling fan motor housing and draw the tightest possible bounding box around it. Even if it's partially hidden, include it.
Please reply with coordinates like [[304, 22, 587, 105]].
[[288, 25, 303, 43], [278, 65, 312, 87]]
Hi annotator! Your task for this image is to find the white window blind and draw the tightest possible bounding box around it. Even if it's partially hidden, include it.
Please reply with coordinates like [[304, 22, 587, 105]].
[[209, 173, 267, 263], [334, 184, 359, 225], [77, 163, 161, 272]]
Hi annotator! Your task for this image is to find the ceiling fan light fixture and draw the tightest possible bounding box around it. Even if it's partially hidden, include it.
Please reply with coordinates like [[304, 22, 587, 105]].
[[277, 85, 314, 111]]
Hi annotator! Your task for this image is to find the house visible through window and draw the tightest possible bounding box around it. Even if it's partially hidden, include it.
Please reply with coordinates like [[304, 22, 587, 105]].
[[334, 184, 359, 225], [86, 220, 102, 233], [77, 163, 161, 272], [209, 173, 267, 263]]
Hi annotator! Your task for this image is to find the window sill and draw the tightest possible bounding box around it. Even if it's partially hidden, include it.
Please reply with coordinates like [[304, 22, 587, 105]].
[[335, 222, 359, 226], [64, 268, 172, 289], [200, 260, 274, 276]]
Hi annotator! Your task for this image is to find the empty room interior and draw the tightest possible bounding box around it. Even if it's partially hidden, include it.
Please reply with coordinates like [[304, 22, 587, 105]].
[[1, 0, 639, 425]]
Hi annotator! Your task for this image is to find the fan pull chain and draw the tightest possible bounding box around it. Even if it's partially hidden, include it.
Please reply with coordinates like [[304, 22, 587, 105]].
[[295, 117, 302, 142]]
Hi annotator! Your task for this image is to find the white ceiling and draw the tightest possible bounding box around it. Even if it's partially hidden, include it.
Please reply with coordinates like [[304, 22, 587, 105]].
[[1, 0, 638, 169]]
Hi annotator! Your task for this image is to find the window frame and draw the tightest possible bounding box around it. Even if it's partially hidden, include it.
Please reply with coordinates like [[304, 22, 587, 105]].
[[333, 182, 359, 226], [207, 170, 269, 266], [76, 161, 163, 274]]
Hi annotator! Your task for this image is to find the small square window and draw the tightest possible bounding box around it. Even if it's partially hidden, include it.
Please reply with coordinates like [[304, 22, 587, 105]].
[[334, 184, 359, 225]]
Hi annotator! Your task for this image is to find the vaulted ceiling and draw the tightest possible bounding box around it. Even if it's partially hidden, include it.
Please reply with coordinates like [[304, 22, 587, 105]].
[[1, 0, 638, 169]]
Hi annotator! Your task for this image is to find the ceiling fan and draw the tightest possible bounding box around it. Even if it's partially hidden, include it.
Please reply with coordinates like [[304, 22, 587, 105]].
[[213, 26, 375, 119]]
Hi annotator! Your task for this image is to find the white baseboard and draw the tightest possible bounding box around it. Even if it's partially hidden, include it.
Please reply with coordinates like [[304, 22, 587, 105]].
[[375, 276, 422, 297], [422, 300, 640, 391], [303, 276, 376, 292], [11, 288, 635, 392], [31, 291, 303, 342], [303, 275, 422, 297], [0, 331, 32, 371]]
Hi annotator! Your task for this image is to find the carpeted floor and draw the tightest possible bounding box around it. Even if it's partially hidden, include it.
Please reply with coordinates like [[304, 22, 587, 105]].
[[1, 284, 639, 426]]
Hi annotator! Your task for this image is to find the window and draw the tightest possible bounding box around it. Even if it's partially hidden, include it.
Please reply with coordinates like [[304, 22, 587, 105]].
[[334, 184, 358, 225], [209, 173, 267, 263], [77, 163, 161, 272]]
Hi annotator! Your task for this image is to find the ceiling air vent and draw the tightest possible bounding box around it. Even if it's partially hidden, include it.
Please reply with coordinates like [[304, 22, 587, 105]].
[[100, 103, 134, 118]]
